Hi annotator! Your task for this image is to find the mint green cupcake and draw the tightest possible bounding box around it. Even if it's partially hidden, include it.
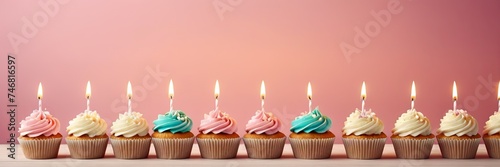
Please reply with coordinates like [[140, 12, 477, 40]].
[[152, 110, 194, 159]]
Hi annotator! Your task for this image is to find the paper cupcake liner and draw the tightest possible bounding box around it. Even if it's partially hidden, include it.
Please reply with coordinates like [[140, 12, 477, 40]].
[[288, 137, 334, 159], [391, 137, 434, 159], [437, 137, 480, 159], [243, 137, 286, 159], [342, 137, 386, 159], [196, 137, 240, 159], [483, 137, 500, 158], [18, 137, 62, 159], [152, 137, 194, 159], [66, 137, 108, 159], [110, 137, 152, 159]]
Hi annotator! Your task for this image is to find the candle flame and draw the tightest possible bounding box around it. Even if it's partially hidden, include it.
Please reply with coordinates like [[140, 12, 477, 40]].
[[260, 80, 266, 100], [453, 81, 457, 101], [127, 81, 132, 99], [86, 81, 91, 99], [361, 81, 366, 100], [307, 82, 312, 100], [411, 81, 416, 101], [215, 80, 220, 99], [37, 82, 43, 99], [169, 79, 174, 99]]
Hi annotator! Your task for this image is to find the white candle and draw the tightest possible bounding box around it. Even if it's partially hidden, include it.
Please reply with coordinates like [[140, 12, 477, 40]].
[[127, 81, 132, 114], [497, 81, 499, 112], [37, 82, 43, 111], [215, 80, 220, 110], [452, 81, 457, 113], [307, 82, 312, 112], [86, 81, 91, 111], [260, 81, 265, 111], [169, 79, 174, 112], [361, 81, 366, 114], [411, 81, 416, 110]]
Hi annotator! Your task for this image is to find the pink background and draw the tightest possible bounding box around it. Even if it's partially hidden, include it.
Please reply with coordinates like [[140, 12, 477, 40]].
[[1, 0, 499, 144]]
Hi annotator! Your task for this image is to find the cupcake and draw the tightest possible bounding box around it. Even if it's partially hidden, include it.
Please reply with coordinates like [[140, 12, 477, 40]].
[[110, 111, 151, 159], [391, 109, 434, 159], [436, 109, 480, 159], [243, 109, 285, 159], [342, 109, 386, 159], [18, 110, 62, 159], [484, 111, 500, 158], [289, 107, 334, 159], [66, 110, 108, 159], [196, 109, 240, 159], [152, 110, 194, 159]]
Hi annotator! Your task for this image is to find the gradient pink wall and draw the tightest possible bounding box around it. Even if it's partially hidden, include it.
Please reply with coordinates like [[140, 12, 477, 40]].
[[1, 0, 499, 144]]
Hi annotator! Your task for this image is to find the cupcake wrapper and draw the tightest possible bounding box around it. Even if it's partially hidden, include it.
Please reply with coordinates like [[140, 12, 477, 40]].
[[437, 137, 480, 159], [342, 137, 386, 159], [110, 137, 151, 159], [391, 138, 434, 159], [243, 137, 286, 159], [289, 137, 334, 159], [484, 138, 500, 158], [196, 137, 240, 159], [18, 137, 62, 159], [152, 137, 194, 159], [66, 137, 108, 159]]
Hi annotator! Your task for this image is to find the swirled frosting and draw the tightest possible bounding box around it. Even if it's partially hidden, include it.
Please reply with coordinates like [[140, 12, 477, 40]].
[[67, 110, 107, 137], [437, 109, 478, 137], [198, 109, 238, 134], [111, 111, 149, 137], [290, 107, 331, 133], [19, 110, 61, 137], [153, 110, 193, 133], [484, 111, 500, 135], [246, 110, 282, 135], [343, 109, 384, 136], [392, 109, 432, 137]]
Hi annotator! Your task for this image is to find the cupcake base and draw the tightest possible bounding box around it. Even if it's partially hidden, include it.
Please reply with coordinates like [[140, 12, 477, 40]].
[[110, 134, 152, 159], [66, 134, 109, 159], [289, 131, 335, 159], [436, 134, 480, 159], [196, 133, 240, 159], [484, 134, 500, 158], [18, 133, 63, 159], [152, 131, 195, 159], [342, 133, 387, 159], [391, 134, 435, 159], [243, 132, 286, 159]]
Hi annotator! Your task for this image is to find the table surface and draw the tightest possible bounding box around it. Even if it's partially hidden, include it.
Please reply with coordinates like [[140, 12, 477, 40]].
[[0, 144, 498, 166]]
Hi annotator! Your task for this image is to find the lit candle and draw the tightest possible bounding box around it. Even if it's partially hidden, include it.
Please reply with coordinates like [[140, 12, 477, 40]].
[[307, 82, 312, 112], [215, 80, 220, 110], [86, 81, 91, 111], [497, 81, 499, 112], [37, 82, 43, 111], [361, 81, 367, 114], [169, 79, 174, 112], [411, 81, 416, 110], [260, 81, 265, 111], [452, 81, 457, 113], [127, 81, 132, 114]]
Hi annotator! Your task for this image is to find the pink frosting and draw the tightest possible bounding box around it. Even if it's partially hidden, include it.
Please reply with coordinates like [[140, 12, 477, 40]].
[[19, 110, 61, 137], [245, 110, 282, 135], [198, 109, 237, 134]]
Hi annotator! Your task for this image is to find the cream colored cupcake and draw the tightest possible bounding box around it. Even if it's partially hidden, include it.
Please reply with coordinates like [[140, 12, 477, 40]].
[[66, 110, 108, 159], [436, 109, 480, 159], [342, 109, 386, 159], [110, 111, 151, 159], [391, 109, 434, 159], [483, 111, 500, 158]]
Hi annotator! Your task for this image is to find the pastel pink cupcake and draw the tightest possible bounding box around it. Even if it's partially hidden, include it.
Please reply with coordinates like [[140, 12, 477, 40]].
[[243, 109, 286, 159], [18, 110, 62, 159], [196, 109, 240, 159]]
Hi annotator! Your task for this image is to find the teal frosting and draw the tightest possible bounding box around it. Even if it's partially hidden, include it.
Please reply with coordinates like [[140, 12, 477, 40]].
[[290, 107, 332, 133], [153, 110, 193, 133]]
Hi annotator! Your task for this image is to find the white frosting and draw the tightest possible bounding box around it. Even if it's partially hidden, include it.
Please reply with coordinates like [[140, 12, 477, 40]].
[[343, 109, 384, 136], [484, 111, 500, 135], [437, 109, 478, 137], [392, 109, 432, 137], [111, 111, 149, 137], [67, 110, 107, 137]]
